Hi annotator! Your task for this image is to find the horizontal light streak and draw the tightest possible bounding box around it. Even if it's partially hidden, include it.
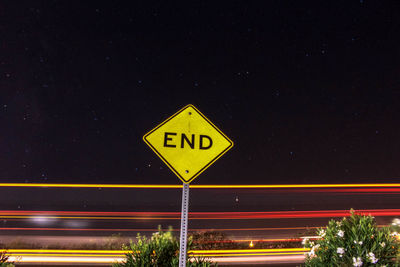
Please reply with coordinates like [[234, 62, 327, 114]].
[[0, 183, 400, 188], [0, 210, 180, 215], [190, 248, 309, 253], [0, 226, 319, 232], [4, 248, 308, 254], [8, 252, 307, 257], [0, 209, 399, 220], [1, 248, 310, 265], [212, 255, 305, 263], [4, 248, 309, 259], [198, 238, 303, 243], [192, 252, 305, 257], [8, 256, 124, 263], [0, 183, 181, 188], [7, 254, 306, 264], [0, 215, 179, 220], [0, 227, 164, 231], [8, 253, 126, 257], [6, 249, 130, 253], [5, 252, 307, 264]]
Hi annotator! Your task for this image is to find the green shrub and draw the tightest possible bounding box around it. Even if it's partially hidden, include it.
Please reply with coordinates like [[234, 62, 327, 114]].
[[113, 227, 217, 267], [304, 210, 400, 266]]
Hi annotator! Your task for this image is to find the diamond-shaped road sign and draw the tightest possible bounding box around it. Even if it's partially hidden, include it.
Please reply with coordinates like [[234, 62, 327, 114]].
[[143, 104, 233, 183]]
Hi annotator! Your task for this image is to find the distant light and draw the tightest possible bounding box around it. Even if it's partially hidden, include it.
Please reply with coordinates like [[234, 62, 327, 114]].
[[31, 216, 50, 224], [249, 241, 254, 248]]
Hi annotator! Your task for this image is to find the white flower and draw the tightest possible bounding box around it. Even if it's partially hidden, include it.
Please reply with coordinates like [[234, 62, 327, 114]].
[[359, 241, 363, 245], [307, 244, 319, 258], [391, 231, 398, 236], [368, 252, 378, 264], [318, 229, 326, 237], [301, 237, 308, 245], [337, 247, 345, 257], [337, 247, 345, 255], [307, 247, 316, 258], [337, 230, 344, 237], [380, 242, 386, 247], [353, 257, 363, 267]]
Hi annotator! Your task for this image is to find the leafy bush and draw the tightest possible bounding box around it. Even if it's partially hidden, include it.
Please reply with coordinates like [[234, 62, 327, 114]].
[[304, 210, 400, 266], [113, 227, 217, 267]]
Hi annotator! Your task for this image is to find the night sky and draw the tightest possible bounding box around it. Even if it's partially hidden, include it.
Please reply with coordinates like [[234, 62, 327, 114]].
[[2, 1, 400, 184]]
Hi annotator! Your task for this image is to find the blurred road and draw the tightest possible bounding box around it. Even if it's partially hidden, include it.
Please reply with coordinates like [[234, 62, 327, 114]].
[[6, 248, 306, 266], [0, 184, 399, 248]]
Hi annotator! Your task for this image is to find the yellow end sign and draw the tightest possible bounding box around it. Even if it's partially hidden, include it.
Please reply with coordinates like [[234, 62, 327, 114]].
[[143, 104, 233, 184]]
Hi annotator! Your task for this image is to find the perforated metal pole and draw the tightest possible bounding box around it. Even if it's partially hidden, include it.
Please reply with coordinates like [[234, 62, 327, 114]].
[[178, 183, 190, 267]]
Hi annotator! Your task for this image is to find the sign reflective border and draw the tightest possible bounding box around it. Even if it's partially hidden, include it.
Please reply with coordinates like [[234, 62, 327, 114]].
[[143, 104, 233, 183]]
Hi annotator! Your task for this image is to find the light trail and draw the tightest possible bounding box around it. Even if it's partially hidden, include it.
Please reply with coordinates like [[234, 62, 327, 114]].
[[211, 255, 305, 264], [3, 248, 308, 254], [0, 183, 400, 188], [5, 254, 306, 264], [1, 183, 397, 265], [3, 248, 309, 264], [196, 238, 303, 243], [0, 226, 319, 232], [0, 210, 180, 215], [0, 216, 171, 220], [0, 248, 309, 264], [10, 253, 125, 257], [189, 248, 309, 253], [0, 209, 398, 220], [7, 255, 125, 264], [6, 249, 130, 253], [264, 188, 400, 193], [192, 252, 304, 256]]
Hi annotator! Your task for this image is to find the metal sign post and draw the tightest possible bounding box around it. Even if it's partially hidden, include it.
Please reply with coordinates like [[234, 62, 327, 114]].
[[178, 183, 190, 267], [143, 105, 233, 267]]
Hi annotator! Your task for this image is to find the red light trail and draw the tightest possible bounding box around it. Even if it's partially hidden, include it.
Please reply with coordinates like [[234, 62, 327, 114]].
[[0, 209, 398, 220]]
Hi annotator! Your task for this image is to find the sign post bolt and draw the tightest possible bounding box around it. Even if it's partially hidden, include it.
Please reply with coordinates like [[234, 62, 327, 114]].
[[178, 182, 190, 267]]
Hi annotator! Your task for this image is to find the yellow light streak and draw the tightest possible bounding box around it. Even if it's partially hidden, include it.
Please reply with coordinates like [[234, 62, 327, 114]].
[[6, 249, 131, 253], [0, 183, 400, 188], [8, 256, 124, 263], [191, 252, 307, 257], [0, 183, 181, 188], [8, 253, 126, 257], [193, 184, 400, 188], [188, 248, 309, 253], [3, 248, 312, 264], [4, 248, 309, 254], [9, 252, 307, 257]]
